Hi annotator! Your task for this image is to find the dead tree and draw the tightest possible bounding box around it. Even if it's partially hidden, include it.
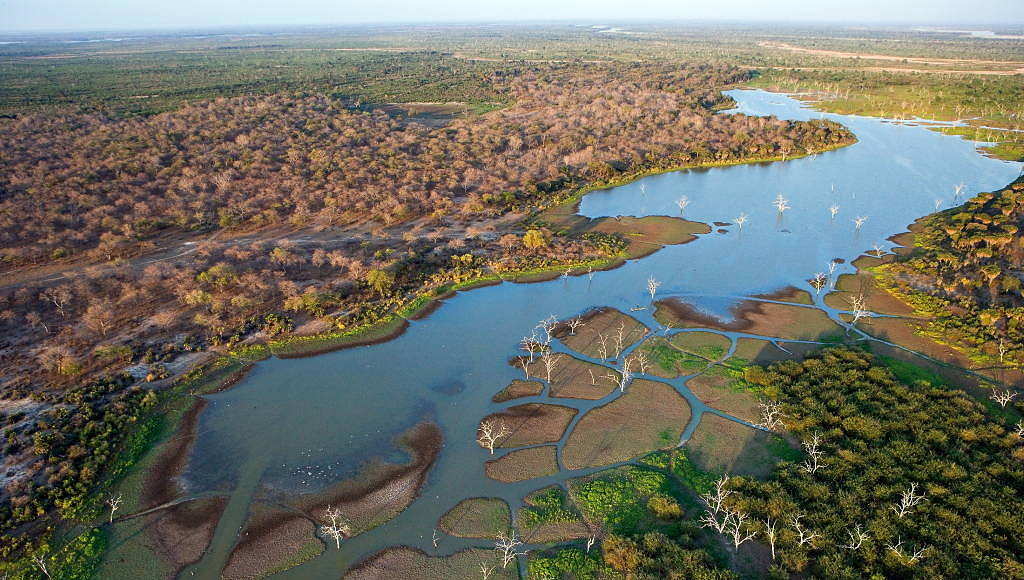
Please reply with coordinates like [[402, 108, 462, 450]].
[[633, 351, 650, 375], [32, 555, 53, 580], [811, 272, 827, 294], [542, 354, 558, 383], [495, 531, 527, 569], [853, 215, 868, 231], [614, 322, 627, 357], [800, 432, 826, 474], [107, 493, 123, 524], [887, 537, 928, 565], [843, 523, 868, 550], [647, 276, 661, 301], [319, 505, 351, 549], [757, 400, 785, 432], [1015, 420, 1024, 439], [698, 475, 733, 534], [762, 516, 778, 560], [596, 333, 610, 359], [479, 562, 496, 579], [725, 509, 757, 550], [676, 195, 691, 215], [830, 204, 840, 219], [735, 213, 749, 230], [566, 318, 584, 335], [774, 193, 791, 213], [432, 528, 441, 548], [990, 389, 1017, 408], [790, 513, 819, 547], [618, 359, 633, 392], [477, 419, 510, 454], [891, 483, 925, 518]]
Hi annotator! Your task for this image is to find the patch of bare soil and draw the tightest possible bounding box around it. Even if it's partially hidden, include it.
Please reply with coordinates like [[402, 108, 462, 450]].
[[654, 297, 842, 341], [562, 379, 690, 469], [484, 446, 559, 483], [558, 307, 649, 359], [589, 215, 711, 258], [222, 503, 323, 580], [492, 379, 544, 403], [482, 403, 578, 448], [751, 285, 814, 305]]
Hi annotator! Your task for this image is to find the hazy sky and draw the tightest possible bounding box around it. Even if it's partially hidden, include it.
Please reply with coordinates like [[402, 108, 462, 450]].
[[2, 0, 1023, 32]]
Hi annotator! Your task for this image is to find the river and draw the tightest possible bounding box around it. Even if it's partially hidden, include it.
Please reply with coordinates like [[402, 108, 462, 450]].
[[177, 89, 1021, 578]]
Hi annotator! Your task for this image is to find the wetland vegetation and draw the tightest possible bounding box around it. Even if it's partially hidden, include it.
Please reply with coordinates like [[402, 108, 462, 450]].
[[0, 20, 1022, 580]]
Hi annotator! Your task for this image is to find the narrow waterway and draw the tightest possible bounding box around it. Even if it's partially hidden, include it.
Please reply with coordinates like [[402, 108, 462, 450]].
[[180, 90, 1022, 578]]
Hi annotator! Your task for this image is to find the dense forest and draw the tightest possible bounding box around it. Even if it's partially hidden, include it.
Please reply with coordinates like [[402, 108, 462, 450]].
[[732, 348, 1024, 578], [878, 176, 1024, 366]]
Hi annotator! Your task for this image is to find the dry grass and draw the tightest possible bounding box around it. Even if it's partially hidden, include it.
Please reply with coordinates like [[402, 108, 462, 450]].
[[561, 379, 690, 469], [438, 497, 511, 539], [559, 307, 648, 359], [484, 446, 559, 483], [527, 353, 618, 399], [685, 414, 795, 479], [492, 380, 544, 403], [482, 403, 579, 448]]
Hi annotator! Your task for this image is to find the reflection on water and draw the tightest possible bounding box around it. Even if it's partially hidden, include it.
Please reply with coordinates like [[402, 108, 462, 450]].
[[183, 90, 1021, 577]]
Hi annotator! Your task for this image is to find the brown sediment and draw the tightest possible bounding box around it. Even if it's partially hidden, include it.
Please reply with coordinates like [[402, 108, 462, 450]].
[[751, 285, 814, 305], [653, 297, 841, 341], [492, 380, 544, 403], [483, 403, 578, 448], [561, 379, 690, 470], [141, 398, 206, 510], [207, 363, 255, 394], [275, 319, 410, 359], [147, 496, 229, 577], [222, 503, 323, 580], [290, 422, 443, 534], [713, 221, 732, 227], [346, 547, 512, 580], [484, 446, 559, 483], [407, 298, 444, 320]]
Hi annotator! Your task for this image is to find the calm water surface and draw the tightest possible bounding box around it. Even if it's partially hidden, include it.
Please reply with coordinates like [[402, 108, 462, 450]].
[[181, 90, 1021, 577]]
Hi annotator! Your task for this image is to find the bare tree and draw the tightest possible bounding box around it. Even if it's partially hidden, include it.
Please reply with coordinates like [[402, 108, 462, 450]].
[[853, 215, 868, 231], [479, 562, 496, 579], [847, 293, 869, 329], [891, 483, 925, 518], [566, 317, 584, 335], [872, 243, 885, 257], [886, 537, 928, 565], [520, 334, 541, 363], [998, 339, 1008, 364], [614, 322, 627, 357], [596, 333, 610, 359], [934, 198, 943, 210], [432, 528, 441, 548], [542, 354, 558, 383], [588, 368, 597, 385], [518, 357, 530, 379], [774, 193, 790, 213], [811, 272, 827, 294], [761, 516, 778, 560], [41, 286, 72, 318], [843, 523, 868, 550], [734, 212, 749, 230], [800, 432, 826, 474], [724, 508, 757, 550], [585, 520, 604, 553], [319, 505, 351, 549], [1015, 420, 1024, 439], [107, 493, 123, 524], [647, 276, 661, 301], [618, 358, 633, 392], [829, 204, 840, 220], [32, 555, 53, 580], [495, 531, 527, 569], [676, 195, 691, 215], [633, 351, 650, 375], [790, 513, 819, 547], [990, 389, 1017, 408], [477, 419, 510, 454], [757, 400, 785, 432], [698, 475, 734, 534], [953, 182, 965, 202]]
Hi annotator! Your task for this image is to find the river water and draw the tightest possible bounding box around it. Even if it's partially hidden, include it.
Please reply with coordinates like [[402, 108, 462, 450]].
[[180, 90, 1021, 578]]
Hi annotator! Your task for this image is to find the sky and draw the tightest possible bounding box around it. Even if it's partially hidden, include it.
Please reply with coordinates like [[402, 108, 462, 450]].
[[2, 0, 1023, 33]]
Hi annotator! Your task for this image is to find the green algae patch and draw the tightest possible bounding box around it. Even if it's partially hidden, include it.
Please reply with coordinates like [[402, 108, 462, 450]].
[[561, 379, 690, 470], [485, 446, 560, 483], [438, 498, 511, 539]]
